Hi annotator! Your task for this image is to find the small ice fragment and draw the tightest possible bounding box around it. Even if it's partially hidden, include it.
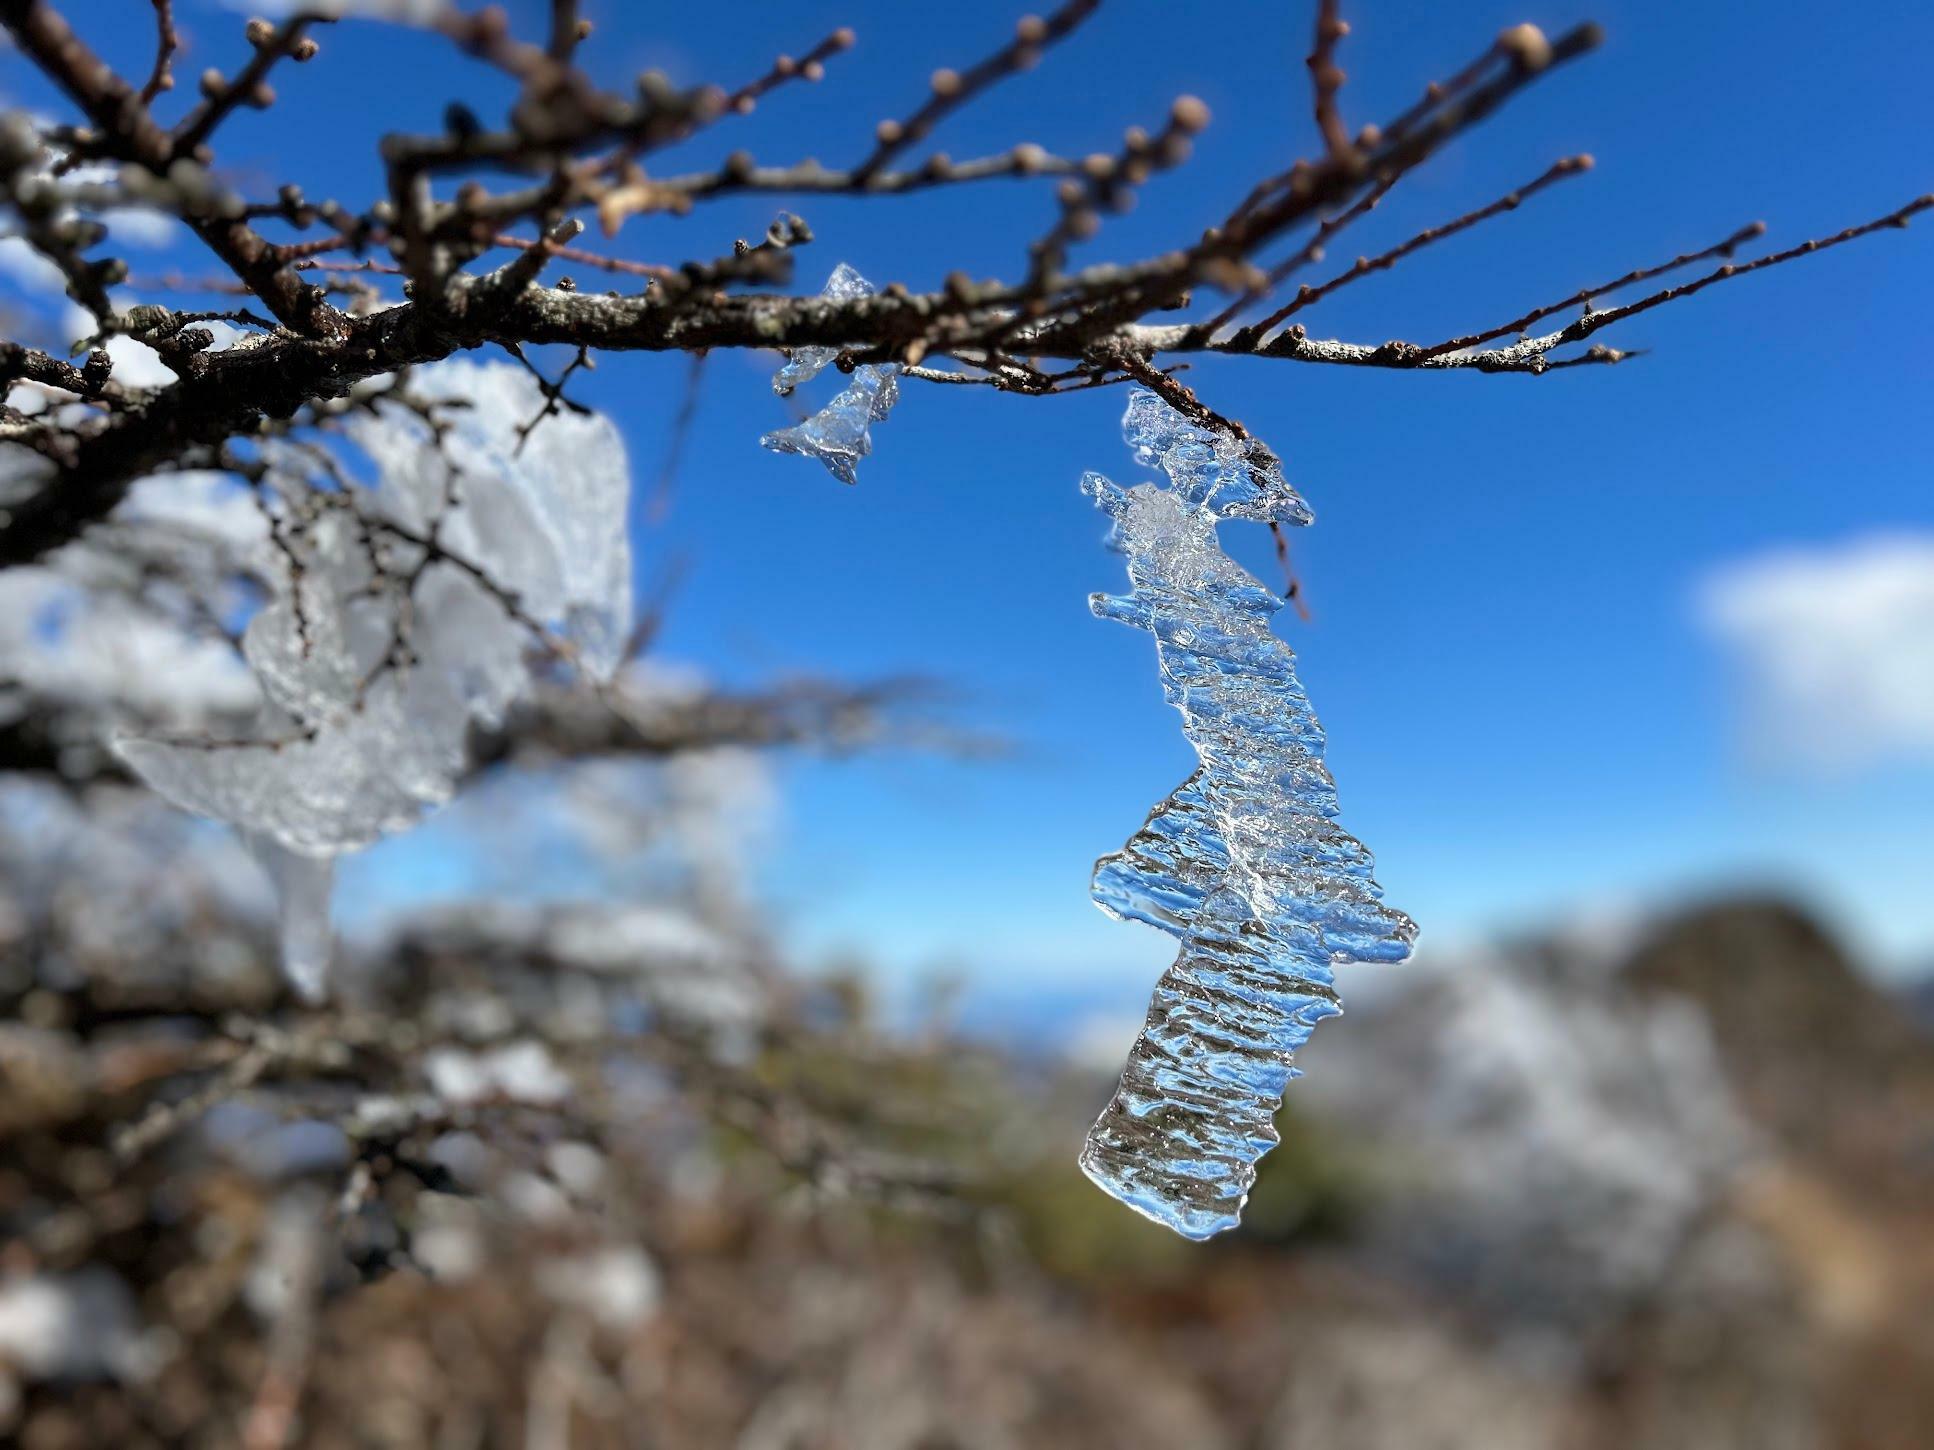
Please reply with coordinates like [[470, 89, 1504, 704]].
[[762, 263, 902, 484]]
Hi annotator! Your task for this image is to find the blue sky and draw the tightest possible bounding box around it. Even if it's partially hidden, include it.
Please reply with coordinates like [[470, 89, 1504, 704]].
[[6, 1, 1932, 997]]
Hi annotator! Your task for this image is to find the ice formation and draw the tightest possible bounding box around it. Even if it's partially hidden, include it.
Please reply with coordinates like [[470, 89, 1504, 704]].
[[115, 361, 632, 998], [1080, 390, 1416, 1239], [760, 263, 901, 484]]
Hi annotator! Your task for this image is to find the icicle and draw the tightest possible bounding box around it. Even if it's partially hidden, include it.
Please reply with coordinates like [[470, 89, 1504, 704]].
[[760, 263, 901, 484], [251, 838, 335, 1004], [1080, 390, 1416, 1240]]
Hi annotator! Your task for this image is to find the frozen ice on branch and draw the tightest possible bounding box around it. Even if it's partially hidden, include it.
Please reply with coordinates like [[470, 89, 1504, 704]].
[[115, 361, 633, 998], [761, 263, 902, 485], [1080, 390, 1416, 1239]]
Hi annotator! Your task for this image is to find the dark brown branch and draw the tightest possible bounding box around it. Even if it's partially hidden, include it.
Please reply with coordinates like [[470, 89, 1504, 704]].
[[725, 27, 855, 115], [172, 14, 322, 160], [1416, 218, 1769, 358], [473, 677, 995, 772], [1417, 193, 1934, 366], [136, 0, 178, 106], [1242, 153, 1592, 338], [546, 0, 585, 65], [1204, 174, 1397, 332], [1307, 0, 1352, 157], [0, 7, 1922, 574], [851, 0, 1099, 184], [6, 176, 1923, 569], [0, 340, 119, 399], [0, 0, 338, 334]]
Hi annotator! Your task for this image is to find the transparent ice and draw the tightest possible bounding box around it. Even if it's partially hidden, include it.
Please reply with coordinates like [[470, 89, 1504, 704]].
[[114, 361, 632, 998], [760, 263, 901, 485], [1080, 390, 1416, 1239]]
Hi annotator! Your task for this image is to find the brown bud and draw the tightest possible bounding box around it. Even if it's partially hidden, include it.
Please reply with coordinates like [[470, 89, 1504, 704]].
[[1496, 23, 1552, 71], [292, 37, 320, 62], [832, 27, 856, 49], [1016, 15, 1048, 43], [1170, 95, 1210, 133], [930, 68, 962, 97], [199, 68, 225, 100], [245, 18, 275, 46], [875, 118, 904, 145], [1010, 142, 1048, 173]]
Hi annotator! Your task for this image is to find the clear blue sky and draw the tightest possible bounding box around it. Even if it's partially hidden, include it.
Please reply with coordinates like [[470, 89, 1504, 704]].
[[7, 2, 1932, 1001]]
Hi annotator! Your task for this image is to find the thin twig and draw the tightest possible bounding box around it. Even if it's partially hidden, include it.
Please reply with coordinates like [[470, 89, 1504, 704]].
[[1307, 0, 1351, 157], [1245, 154, 1593, 338], [136, 0, 177, 106], [851, 0, 1100, 184]]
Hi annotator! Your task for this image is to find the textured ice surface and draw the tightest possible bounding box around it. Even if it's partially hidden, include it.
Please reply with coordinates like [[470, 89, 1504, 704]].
[[1119, 388, 1314, 527], [761, 263, 901, 484], [115, 362, 632, 997], [1080, 391, 1415, 1239]]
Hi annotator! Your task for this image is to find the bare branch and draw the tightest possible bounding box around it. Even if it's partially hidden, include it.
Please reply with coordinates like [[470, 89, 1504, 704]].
[[136, 0, 178, 107], [171, 14, 323, 159], [1307, 0, 1352, 157], [851, 0, 1100, 184], [1242, 154, 1593, 338], [0, 0, 338, 333], [1419, 195, 1932, 365], [1417, 219, 1769, 358]]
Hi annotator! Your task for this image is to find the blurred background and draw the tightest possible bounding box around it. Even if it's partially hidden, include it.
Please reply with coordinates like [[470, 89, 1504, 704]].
[[2, 1, 1931, 1446]]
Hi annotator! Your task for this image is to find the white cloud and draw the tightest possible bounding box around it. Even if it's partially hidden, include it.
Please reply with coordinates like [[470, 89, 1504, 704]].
[[99, 206, 177, 248], [59, 303, 176, 387], [0, 236, 66, 295], [1699, 533, 1934, 770]]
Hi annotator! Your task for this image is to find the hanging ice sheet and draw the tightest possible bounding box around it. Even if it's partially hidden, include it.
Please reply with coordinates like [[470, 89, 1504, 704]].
[[1080, 390, 1416, 1239]]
